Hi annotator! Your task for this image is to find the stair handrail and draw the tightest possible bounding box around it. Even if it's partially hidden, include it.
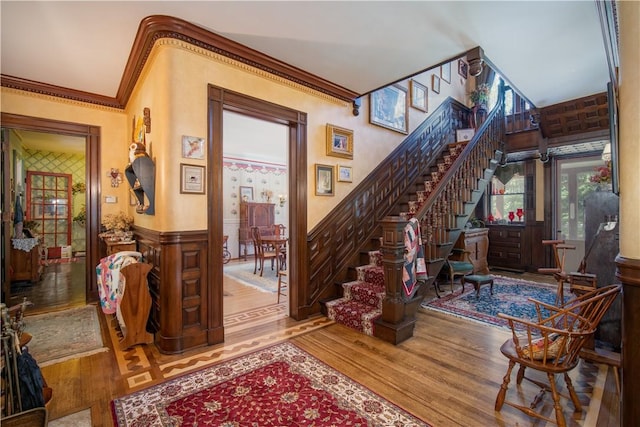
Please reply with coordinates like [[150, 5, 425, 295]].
[[307, 98, 470, 307]]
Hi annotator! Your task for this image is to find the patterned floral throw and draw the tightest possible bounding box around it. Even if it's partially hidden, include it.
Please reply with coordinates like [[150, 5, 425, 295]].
[[421, 275, 565, 329], [112, 342, 429, 426]]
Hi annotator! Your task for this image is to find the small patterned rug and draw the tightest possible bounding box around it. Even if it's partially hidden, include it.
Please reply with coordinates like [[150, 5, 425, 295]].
[[224, 262, 279, 293], [25, 305, 107, 367], [421, 275, 566, 329], [112, 341, 429, 426]]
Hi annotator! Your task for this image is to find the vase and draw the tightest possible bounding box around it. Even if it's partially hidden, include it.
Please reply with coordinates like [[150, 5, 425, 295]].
[[516, 208, 524, 222], [508, 211, 515, 222]]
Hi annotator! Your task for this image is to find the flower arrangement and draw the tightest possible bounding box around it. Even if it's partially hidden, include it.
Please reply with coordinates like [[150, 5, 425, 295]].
[[469, 83, 491, 107], [589, 162, 612, 184], [101, 211, 134, 232], [71, 182, 86, 195]]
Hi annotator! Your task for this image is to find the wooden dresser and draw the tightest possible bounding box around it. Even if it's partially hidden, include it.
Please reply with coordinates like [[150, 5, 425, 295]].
[[10, 239, 42, 283], [455, 228, 489, 274], [238, 202, 275, 259]]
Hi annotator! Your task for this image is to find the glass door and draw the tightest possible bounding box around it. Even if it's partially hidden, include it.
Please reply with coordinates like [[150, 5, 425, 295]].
[[555, 156, 603, 272], [26, 171, 72, 250]]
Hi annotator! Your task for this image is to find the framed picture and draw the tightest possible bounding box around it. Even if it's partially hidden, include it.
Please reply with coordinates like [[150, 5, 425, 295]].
[[326, 124, 354, 159], [180, 163, 206, 194], [458, 59, 468, 79], [456, 128, 475, 142], [432, 74, 441, 94], [315, 164, 334, 196], [182, 135, 205, 159], [409, 80, 428, 112], [369, 84, 408, 134], [441, 62, 451, 84], [337, 165, 353, 183], [239, 185, 254, 202]]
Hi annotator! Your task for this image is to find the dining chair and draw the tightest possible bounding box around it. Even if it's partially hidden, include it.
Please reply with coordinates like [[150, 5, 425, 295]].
[[251, 226, 278, 276], [494, 284, 621, 427], [445, 248, 475, 293]]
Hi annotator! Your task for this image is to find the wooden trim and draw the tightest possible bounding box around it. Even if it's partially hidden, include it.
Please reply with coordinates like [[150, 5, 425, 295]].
[[0, 113, 101, 303], [2, 15, 359, 108], [538, 92, 609, 139]]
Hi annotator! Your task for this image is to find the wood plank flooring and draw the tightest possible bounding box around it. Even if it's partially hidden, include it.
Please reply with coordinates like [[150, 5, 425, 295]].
[[25, 266, 620, 426]]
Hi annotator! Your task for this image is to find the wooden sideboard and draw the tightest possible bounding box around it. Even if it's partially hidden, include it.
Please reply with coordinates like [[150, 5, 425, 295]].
[[238, 202, 275, 259], [454, 228, 489, 275], [487, 224, 526, 272]]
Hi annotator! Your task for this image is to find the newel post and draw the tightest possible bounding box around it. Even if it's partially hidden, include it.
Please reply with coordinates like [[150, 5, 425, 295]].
[[374, 216, 417, 344]]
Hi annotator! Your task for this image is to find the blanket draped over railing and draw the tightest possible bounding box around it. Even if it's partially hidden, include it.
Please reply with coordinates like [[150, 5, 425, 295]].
[[402, 218, 427, 298]]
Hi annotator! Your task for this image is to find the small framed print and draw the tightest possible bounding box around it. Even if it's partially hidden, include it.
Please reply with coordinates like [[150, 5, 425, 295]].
[[337, 165, 353, 183], [441, 62, 451, 84], [432, 74, 441, 94], [326, 124, 354, 159], [410, 80, 428, 112], [456, 128, 475, 142], [458, 59, 468, 79], [315, 164, 334, 196], [180, 163, 206, 194], [239, 185, 254, 202], [182, 135, 205, 159]]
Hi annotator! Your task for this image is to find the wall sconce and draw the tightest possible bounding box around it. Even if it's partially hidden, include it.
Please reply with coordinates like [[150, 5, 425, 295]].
[[278, 194, 287, 207], [602, 142, 611, 161]]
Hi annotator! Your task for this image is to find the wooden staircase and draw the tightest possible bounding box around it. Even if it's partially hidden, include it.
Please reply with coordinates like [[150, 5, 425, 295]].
[[321, 92, 506, 343]]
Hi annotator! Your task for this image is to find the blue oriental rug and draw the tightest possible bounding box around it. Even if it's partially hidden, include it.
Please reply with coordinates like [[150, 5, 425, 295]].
[[420, 275, 568, 330]]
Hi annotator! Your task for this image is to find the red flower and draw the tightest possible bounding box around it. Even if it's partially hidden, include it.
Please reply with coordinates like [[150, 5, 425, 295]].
[[589, 163, 611, 183]]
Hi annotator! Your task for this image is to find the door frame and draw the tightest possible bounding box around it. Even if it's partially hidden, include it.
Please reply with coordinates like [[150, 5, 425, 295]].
[[207, 85, 308, 336], [1, 113, 101, 303]]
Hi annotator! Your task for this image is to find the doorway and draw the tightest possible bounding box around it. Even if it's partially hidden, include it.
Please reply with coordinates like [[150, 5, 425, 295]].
[[554, 155, 603, 272], [222, 111, 289, 320], [1, 113, 102, 309]]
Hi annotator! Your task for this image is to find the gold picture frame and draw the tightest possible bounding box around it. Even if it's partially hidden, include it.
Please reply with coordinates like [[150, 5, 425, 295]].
[[326, 124, 354, 159], [315, 163, 334, 196], [337, 164, 353, 183]]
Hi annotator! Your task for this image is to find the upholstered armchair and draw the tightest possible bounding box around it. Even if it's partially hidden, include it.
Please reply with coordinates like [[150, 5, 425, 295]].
[[444, 248, 475, 293]]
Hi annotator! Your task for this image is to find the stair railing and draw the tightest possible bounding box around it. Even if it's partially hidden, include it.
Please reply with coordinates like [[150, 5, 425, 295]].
[[307, 98, 470, 310], [376, 89, 505, 344]]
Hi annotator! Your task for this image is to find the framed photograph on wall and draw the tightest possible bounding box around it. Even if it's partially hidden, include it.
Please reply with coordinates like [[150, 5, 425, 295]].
[[441, 62, 451, 84], [315, 164, 334, 196], [337, 165, 353, 183], [326, 124, 354, 159], [180, 163, 206, 194], [369, 84, 408, 134], [409, 80, 428, 112], [432, 74, 441, 94], [239, 185, 254, 201], [458, 59, 468, 79], [182, 135, 205, 159]]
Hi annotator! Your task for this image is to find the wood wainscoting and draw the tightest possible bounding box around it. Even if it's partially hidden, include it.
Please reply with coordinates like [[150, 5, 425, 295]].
[[135, 227, 221, 354]]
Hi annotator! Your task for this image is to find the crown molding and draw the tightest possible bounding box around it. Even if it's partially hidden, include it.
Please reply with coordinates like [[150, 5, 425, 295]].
[[2, 15, 359, 109]]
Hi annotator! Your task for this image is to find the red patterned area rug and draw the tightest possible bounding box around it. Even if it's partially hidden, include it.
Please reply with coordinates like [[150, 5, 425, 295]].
[[111, 341, 429, 426]]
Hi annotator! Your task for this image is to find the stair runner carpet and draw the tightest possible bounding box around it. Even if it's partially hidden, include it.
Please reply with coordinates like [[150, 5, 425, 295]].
[[325, 250, 385, 336]]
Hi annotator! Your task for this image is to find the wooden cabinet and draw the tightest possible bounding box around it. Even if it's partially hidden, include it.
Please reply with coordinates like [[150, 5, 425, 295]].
[[238, 202, 275, 259], [104, 240, 137, 256], [10, 240, 42, 283], [487, 225, 526, 271], [455, 228, 489, 274]]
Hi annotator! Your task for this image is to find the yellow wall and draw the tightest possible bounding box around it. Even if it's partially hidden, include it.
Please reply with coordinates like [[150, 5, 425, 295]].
[[2, 38, 467, 232]]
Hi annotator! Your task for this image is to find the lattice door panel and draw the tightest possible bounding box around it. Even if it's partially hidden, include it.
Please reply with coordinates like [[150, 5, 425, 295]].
[[26, 171, 72, 249]]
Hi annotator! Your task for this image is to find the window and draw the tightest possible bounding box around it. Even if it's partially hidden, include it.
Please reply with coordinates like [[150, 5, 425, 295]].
[[489, 162, 525, 223]]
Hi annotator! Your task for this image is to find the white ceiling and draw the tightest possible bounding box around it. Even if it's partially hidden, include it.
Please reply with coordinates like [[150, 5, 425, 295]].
[[1, 1, 610, 109]]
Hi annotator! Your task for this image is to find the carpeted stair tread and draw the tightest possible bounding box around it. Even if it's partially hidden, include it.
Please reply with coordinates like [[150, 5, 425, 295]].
[[326, 298, 382, 336], [342, 280, 385, 308]]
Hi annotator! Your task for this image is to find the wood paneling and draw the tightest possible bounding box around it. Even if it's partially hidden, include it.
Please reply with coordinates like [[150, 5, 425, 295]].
[[539, 92, 609, 139]]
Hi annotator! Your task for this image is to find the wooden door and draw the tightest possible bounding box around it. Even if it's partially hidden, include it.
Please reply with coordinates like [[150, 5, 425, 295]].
[[26, 171, 72, 250]]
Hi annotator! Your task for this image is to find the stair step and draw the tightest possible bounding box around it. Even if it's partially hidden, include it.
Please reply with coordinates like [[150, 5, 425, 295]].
[[342, 279, 385, 308], [326, 298, 382, 336]]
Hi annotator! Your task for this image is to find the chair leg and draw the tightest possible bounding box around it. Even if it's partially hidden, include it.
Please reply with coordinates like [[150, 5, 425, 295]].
[[547, 373, 567, 427], [516, 365, 526, 384], [564, 372, 582, 412], [495, 360, 516, 411]]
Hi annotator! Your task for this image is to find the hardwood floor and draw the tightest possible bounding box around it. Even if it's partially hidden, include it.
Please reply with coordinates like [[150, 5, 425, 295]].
[[22, 266, 620, 426]]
